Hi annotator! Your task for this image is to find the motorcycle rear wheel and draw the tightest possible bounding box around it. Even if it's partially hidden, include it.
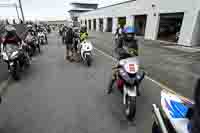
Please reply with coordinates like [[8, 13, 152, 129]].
[[25, 55, 31, 68]]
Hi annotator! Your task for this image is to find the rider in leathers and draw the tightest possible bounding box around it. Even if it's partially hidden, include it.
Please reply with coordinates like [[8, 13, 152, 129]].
[[3, 25, 22, 48], [2, 25, 30, 70], [106, 26, 144, 94]]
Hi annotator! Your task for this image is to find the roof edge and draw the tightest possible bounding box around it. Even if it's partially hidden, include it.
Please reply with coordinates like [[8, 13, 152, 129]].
[[80, 0, 135, 14], [70, 2, 98, 5]]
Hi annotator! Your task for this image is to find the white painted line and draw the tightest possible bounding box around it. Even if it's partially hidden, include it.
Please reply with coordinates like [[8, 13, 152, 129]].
[[94, 47, 117, 61], [0, 76, 11, 96], [94, 47, 178, 94]]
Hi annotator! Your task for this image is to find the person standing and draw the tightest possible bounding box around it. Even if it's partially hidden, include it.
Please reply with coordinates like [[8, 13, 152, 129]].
[[65, 27, 74, 61], [115, 24, 124, 49]]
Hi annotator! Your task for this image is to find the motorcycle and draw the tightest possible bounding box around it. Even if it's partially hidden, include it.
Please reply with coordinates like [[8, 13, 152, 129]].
[[1, 43, 31, 80], [112, 56, 145, 121], [38, 32, 47, 45], [152, 89, 194, 133], [78, 40, 93, 66], [25, 35, 40, 56]]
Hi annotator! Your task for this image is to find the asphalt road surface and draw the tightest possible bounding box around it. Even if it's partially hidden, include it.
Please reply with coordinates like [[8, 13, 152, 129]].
[[0, 32, 163, 133]]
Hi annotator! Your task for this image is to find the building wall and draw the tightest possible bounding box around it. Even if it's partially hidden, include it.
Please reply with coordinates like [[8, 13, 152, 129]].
[[80, 0, 198, 18], [79, 0, 200, 46], [191, 11, 200, 46]]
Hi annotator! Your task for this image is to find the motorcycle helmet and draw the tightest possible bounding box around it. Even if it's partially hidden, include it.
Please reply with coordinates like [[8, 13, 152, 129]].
[[123, 26, 138, 56], [5, 25, 16, 32], [27, 24, 33, 29], [5, 25, 17, 36], [123, 26, 136, 42], [81, 26, 87, 33]]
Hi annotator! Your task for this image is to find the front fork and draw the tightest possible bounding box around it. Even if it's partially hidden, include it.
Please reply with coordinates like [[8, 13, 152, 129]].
[[123, 85, 137, 105], [8, 61, 17, 73], [123, 72, 145, 104]]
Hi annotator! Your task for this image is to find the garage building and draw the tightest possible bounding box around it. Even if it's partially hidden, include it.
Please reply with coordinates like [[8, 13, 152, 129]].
[[79, 0, 200, 46]]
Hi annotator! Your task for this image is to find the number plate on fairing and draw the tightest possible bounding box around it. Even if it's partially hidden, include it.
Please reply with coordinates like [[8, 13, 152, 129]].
[[129, 64, 135, 72]]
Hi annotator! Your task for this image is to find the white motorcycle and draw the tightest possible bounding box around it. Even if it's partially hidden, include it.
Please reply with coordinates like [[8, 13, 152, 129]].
[[112, 55, 145, 121], [78, 40, 93, 66], [38, 32, 47, 45], [1, 43, 30, 80], [152, 89, 194, 133]]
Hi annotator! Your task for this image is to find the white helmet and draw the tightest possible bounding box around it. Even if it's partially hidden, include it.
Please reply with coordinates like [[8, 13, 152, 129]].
[[27, 24, 33, 28], [5, 25, 16, 32]]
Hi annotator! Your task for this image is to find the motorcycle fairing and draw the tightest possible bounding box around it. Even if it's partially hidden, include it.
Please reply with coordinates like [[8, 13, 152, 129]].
[[161, 90, 194, 133]]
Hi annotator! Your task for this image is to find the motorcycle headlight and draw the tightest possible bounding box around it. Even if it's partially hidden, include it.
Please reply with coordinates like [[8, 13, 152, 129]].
[[119, 69, 137, 86]]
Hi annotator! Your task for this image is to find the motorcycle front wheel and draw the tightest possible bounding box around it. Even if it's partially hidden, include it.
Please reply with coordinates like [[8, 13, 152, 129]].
[[86, 54, 92, 67], [30, 46, 36, 56], [152, 121, 162, 133], [37, 45, 41, 53], [25, 54, 31, 68], [11, 62, 20, 80], [125, 96, 136, 121]]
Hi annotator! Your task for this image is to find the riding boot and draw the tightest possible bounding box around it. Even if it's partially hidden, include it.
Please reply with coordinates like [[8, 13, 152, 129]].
[[106, 78, 115, 94], [70, 50, 75, 62], [65, 48, 70, 60]]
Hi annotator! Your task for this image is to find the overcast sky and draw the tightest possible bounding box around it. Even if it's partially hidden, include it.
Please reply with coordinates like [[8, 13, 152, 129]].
[[0, 0, 126, 21]]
